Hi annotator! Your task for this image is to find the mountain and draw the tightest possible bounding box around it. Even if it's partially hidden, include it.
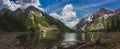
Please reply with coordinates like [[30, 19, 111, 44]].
[[115, 8, 120, 14], [0, 6, 71, 32], [97, 8, 113, 14], [74, 8, 114, 32], [14, 8, 24, 15], [0, 8, 13, 15]]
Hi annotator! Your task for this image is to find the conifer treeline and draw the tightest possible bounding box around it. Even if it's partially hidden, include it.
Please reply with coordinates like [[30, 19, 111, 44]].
[[106, 14, 120, 32]]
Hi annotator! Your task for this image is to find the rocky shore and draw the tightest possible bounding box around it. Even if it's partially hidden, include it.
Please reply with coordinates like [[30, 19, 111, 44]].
[[0, 32, 120, 49], [75, 32, 120, 49]]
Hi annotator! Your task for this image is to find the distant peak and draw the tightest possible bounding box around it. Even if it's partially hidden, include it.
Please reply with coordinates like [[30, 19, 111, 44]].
[[14, 8, 24, 12], [0, 8, 12, 12], [25, 6, 41, 11], [0, 8, 12, 14], [98, 8, 113, 14], [13, 8, 24, 14], [23, 6, 44, 15], [99, 8, 107, 11], [115, 8, 120, 14], [26, 6, 37, 9]]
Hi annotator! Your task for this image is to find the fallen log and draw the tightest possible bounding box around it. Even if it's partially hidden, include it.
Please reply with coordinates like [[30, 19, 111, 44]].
[[75, 38, 101, 49]]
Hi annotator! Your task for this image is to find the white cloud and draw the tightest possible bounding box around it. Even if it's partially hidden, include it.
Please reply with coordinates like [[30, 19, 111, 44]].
[[50, 4, 80, 28], [75, 0, 120, 10], [0, 0, 20, 11], [18, 0, 41, 9], [74, 3, 106, 11], [0, 0, 44, 11]]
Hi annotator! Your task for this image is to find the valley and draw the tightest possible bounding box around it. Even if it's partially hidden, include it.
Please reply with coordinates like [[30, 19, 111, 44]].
[[0, 5, 120, 49]]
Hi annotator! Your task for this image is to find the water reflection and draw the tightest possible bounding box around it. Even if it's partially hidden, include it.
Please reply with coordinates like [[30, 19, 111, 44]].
[[81, 33, 85, 41], [63, 33, 77, 42], [61, 33, 98, 48], [61, 33, 77, 47], [18, 32, 99, 49]]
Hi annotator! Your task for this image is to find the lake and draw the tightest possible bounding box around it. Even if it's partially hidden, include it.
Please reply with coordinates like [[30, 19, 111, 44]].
[[18, 32, 99, 49]]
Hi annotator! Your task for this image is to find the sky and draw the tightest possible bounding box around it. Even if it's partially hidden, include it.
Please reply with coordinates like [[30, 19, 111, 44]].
[[0, 0, 120, 28], [40, 0, 120, 18]]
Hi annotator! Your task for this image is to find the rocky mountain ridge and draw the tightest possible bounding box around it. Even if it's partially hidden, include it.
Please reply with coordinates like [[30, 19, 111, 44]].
[[0, 6, 71, 32], [74, 8, 120, 32]]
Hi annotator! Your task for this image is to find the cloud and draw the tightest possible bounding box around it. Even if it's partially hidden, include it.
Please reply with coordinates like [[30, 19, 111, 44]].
[[75, 0, 120, 10], [75, 2, 107, 10], [0, 0, 44, 11], [50, 4, 80, 28], [0, 0, 20, 11], [44, 0, 74, 13], [77, 3, 105, 10], [105, 0, 120, 2], [44, 0, 65, 13], [18, 0, 41, 9]]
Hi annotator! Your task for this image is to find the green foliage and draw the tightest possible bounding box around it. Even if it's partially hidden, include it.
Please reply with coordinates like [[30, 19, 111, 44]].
[[25, 13, 50, 32], [0, 12, 50, 32], [17, 32, 59, 48], [0, 11, 71, 32], [57, 45, 64, 49], [86, 16, 105, 31], [44, 15, 72, 32], [106, 14, 120, 32], [99, 41, 111, 47], [33, 14, 49, 27], [0, 12, 26, 31], [85, 14, 120, 32]]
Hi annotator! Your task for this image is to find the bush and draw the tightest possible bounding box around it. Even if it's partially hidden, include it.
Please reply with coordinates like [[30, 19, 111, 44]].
[[99, 41, 111, 47]]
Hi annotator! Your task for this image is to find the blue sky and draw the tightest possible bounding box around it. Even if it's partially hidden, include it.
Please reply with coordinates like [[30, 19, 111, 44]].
[[40, 0, 120, 19], [9, 0, 120, 19]]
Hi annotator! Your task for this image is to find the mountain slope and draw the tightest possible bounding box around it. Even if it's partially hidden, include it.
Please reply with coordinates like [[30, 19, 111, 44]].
[[74, 8, 114, 31], [0, 6, 71, 32], [106, 14, 120, 32]]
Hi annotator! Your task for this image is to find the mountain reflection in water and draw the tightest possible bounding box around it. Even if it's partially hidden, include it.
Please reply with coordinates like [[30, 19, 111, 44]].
[[60, 33, 98, 48], [18, 32, 99, 49]]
